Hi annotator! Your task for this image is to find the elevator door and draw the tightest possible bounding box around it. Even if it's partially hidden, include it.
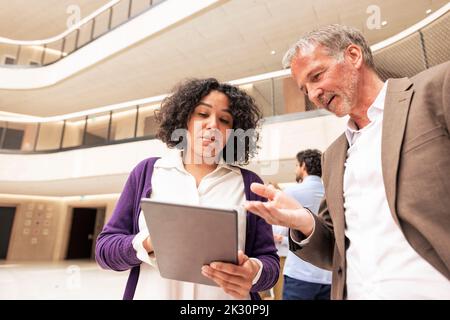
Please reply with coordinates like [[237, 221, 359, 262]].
[[66, 208, 97, 259], [0, 207, 16, 259]]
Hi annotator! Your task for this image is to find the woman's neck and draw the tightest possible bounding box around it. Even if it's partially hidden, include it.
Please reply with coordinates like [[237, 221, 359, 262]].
[[183, 153, 219, 187]]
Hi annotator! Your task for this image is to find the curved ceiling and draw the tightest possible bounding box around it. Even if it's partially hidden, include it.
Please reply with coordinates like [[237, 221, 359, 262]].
[[0, 0, 447, 117], [0, 0, 111, 40]]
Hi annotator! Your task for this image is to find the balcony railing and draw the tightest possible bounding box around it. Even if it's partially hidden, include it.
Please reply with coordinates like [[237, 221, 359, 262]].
[[0, 69, 324, 154], [0, 0, 165, 67]]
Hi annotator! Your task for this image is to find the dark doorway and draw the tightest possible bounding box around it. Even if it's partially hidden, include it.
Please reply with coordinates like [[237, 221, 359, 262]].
[[0, 207, 16, 259], [66, 207, 105, 260]]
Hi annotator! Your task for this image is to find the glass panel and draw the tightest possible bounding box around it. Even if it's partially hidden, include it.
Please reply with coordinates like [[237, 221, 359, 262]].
[[43, 39, 64, 65], [35, 121, 64, 151], [24, 45, 46, 66], [84, 112, 110, 146], [3, 122, 38, 151], [17, 45, 41, 66], [240, 80, 273, 117], [131, 0, 150, 17], [111, 107, 137, 141], [136, 104, 159, 138], [111, 0, 129, 29], [62, 30, 78, 56], [273, 76, 307, 115], [77, 20, 93, 48], [0, 44, 18, 65], [62, 116, 85, 149], [92, 9, 110, 39]]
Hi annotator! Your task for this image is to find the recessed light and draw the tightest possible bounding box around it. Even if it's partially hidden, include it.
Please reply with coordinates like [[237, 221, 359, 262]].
[[381, 21, 387, 26], [426, 9, 432, 14], [270, 50, 276, 55]]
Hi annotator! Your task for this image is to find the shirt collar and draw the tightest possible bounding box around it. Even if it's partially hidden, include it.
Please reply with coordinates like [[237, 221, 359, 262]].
[[345, 80, 388, 145], [155, 148, 241, 174], [301, 175, 322, 183]]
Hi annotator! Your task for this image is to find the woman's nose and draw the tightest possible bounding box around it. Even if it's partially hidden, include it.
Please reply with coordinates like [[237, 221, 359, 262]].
[[206, 116, 218, 129]]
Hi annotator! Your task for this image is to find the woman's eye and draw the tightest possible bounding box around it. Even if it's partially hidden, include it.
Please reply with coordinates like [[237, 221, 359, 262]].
[[198, 113, 208, 117], [220, 118, 230, 124]]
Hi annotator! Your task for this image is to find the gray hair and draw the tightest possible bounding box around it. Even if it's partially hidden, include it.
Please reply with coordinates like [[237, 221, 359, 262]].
[[282, 24, 375, 70]]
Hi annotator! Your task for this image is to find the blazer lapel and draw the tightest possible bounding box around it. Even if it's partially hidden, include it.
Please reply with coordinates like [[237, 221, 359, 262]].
[[381, 78, 414, 225], [326, 134, 348, 256]]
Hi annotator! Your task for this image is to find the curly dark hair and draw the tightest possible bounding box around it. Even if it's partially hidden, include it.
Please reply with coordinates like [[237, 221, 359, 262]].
[[296, 149, 322, 177], [155, 78, 262, 165]]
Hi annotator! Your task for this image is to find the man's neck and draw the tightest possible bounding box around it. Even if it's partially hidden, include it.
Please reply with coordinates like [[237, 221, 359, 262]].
[[299, 172, 309, 183], [350, 69, 384, 129]]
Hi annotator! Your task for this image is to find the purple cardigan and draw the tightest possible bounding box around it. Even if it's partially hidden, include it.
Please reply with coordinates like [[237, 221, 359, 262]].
[[95, 157, 279, 300]]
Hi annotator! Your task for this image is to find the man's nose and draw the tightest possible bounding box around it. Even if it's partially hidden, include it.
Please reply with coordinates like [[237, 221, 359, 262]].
[[308, 86, 324, 107]]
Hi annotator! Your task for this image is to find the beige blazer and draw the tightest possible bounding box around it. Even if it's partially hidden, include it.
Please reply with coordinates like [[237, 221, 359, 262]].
[[290, 61, 450, 300]]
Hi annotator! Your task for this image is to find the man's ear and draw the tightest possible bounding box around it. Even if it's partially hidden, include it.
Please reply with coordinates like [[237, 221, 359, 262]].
[[301, 162, 307, 172], [345, 44, 363, 69]]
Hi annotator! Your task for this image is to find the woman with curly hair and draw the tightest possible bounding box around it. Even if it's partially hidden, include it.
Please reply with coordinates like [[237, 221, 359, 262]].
[[96, 78, 279, 300]]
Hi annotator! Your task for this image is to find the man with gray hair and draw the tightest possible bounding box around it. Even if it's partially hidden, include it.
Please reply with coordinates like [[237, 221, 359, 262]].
[[246, 24, 450, 299]]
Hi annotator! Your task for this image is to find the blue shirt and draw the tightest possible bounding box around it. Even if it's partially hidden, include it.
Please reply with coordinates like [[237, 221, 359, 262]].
[[275, 175, 332, 284]]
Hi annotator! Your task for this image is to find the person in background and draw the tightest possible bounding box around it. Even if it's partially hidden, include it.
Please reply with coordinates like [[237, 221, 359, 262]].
[[96, 78, 279, 300], [245, 25, 450, 299], [271, 224, 288, 299], [273, 149, 331, 300]]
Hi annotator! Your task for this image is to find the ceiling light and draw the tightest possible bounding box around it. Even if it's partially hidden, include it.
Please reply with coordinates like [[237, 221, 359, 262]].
[[381, 21, 388, 26], [426, 9, 432, 14], [270, 50, 276, 55]]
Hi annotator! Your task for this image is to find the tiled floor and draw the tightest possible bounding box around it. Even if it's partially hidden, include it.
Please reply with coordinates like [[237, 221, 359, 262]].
[[0, 260, 129, 299]]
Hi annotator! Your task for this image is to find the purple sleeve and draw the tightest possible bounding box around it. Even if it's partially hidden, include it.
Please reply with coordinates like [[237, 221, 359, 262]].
[[250, 214, 280, 292], [95, 169, 141, 271]]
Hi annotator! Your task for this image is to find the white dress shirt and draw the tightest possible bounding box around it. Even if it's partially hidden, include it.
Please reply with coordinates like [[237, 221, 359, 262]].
[[343, 81, 450, 299], [132, 149, 262, 300]]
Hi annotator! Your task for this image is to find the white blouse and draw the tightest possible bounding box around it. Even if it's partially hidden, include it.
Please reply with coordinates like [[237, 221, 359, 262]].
[[132, 149, 262, 299]]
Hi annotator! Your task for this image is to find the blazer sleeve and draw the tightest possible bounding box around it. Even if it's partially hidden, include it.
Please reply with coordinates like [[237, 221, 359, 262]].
[[95, 168, 142, 271], [289, 197, 335, 271], [442, 63, 450, 131]]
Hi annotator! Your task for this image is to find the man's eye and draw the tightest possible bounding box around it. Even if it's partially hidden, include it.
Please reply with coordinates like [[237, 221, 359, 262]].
[[312, 72, 322, 81]]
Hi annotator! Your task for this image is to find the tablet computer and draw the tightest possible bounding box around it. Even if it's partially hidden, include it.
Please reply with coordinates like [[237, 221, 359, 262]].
[[140, 198, 239, 286]]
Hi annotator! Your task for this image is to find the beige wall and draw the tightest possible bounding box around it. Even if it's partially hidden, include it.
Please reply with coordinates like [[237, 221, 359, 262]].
[[283, 77, 306, 114], [0, 194, 118, 262]]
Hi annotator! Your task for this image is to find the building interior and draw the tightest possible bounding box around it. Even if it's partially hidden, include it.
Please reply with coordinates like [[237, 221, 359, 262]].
[[0, 0, 449, 299]]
